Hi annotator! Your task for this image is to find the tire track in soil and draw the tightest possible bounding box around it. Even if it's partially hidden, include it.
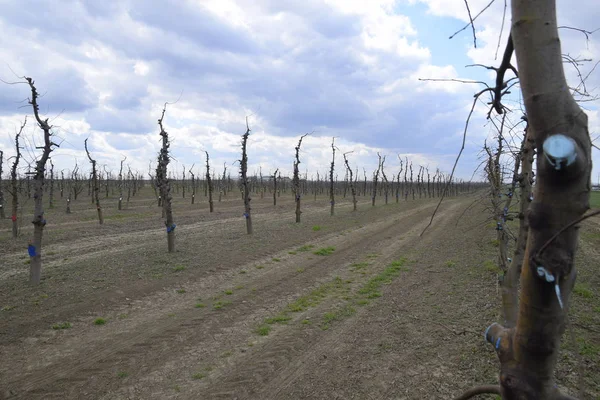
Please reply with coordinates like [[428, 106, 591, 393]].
[[1, 200, 453, 399], [193, 201, 463, 400]]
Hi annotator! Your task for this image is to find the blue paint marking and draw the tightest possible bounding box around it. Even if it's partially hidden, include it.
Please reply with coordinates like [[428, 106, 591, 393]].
[[495, 337, 501, 350], [167, 223, 176, 233], [28, 244, 36, 257]]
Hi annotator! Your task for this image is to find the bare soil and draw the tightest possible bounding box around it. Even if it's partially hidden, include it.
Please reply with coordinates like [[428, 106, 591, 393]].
[[0, 189, 598, 399]]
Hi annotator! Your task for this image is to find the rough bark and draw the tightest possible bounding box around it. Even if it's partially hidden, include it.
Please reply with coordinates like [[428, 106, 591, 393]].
[[9, 119, 25, 237], [157, 104, 175, 252], [0, 150, 4, 219], [481, 1, 593, 398], [240, 118, 252, 234], [205, 151, 214, 213], [371, 153, 382, 206], [329, 137, 336, 216], [118, 157, 126, 210], [272, 168, 278, 206], [343, 152, 357, 211], [293, 134, 308, 223], [85, 139, 103, 225], [26, 77, 57, 285]]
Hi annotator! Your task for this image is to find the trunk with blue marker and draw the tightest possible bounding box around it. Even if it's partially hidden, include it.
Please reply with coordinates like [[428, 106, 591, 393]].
[[240, 120, 252, 234], [157, 104, 176, 253], [293, 134, 308, 223], [26, 78, 56, 285]]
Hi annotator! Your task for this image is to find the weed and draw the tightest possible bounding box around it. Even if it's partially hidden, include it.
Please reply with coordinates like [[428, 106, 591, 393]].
[[356, 299, 370, 306], [265, 314, 292, 324], [446, 261, 456, 268], [256, 324, 271, 336], [117, 371, 128, 378], [220, 350, 233, 358], [117, 313, 128, 319], [176, 289, 186, 294], [24, 259, 31, 265], [192, 373, 206, 380], [350, 262, 369, 271], [1, 305, 15, 311], [239, 270, 247, 274], [321, 305, 356, 330], [574, 284, 593, 299], [52, 322, 72, 330], [288, 251, 297, 255], [313, 246, 335, 256], [483, 260, 500, 273], [235, 285, 244, 290], [358, 258, 408, 300], [272, 258, 281, 262], [366, 253, 378, 259], [213, 300, 231, 310], [195, 303, 206, 308], [205, 366, 213, 372], [173, 265, 186, 272], [312, 225, 322, 231], [296, 268, 305, 273], [297, 244, 315, 252], [47, 251, 56, 256], [224, 289, 233, 295], [256, 265, 265, 269], [94, 318, 106, 325], [577, 337, 600, 356], [302, 319, 311, 325], [490, 239, 500, 247]]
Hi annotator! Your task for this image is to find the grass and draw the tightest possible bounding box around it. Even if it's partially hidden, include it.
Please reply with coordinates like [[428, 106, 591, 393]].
[[288, 251, 297, 255], [446, 260, 456, 268], [313, 246, 335, 256], [52, 322, 72, 330], [255, 265, 265, 269], [256, 324, 271, 336], [483, 260, 501, 273], [213, 300, 231, 310], [117, 371, 128, 378], [312, 225, 322, 231], [358, 258, 408, 300], [573, 284, 593, 299], [117, 313, 128, 319], [224, 289, 233, 295], [590, 191, 600, 209], [172, 265, 186, 272], [192, 372, 206, 380], [265, 314, 292, 324], [94, 318, 106, 325], [272, 258, 281, 262], [296, 268, 305, 273], [195, 303, 206, 308], [297, 244, 315, 252], [176, 288, 186, 294], [577, 337, 600, 356], [321, 305, 356, 330], [350, 262, 369, 271], [239, 269, 247, 274]]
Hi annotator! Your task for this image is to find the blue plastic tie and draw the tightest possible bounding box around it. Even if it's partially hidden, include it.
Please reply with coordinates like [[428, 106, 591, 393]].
[[166, 223, 176, 233], [28, 244, 36, 257], [495, 337, 501, 350]]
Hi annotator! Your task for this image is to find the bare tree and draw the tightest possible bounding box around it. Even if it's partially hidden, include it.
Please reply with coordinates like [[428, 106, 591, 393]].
[[380, 155, 389, 205], [329, 137, 336, 216], [205, 151, 214, 212], [26, 77, 59, 284], [371, 153, 382, 206], [189, 163, 196, 204], [240, 118, 252, 234], [8, 119, 25, 238], [272, 168, 279, 206], [293, 133, 309, 223], [457, 1, 594, 398], [343, 152, 357, 211], [118, 156, 126, 210], [85, 139, 103, 224], [48, 159, 55, 209], [157, 104, 176, 252], [0, 150, 4, 220]]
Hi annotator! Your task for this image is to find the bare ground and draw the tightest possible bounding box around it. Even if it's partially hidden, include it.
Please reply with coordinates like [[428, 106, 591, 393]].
[[0, 190, 598, 399]]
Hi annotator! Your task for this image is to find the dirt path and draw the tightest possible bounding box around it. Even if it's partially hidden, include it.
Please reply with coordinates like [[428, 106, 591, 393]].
[[1, 193, 596, 399]]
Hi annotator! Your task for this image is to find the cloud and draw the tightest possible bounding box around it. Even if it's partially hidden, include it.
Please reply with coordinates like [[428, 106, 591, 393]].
[[0, 0, 598, 184]]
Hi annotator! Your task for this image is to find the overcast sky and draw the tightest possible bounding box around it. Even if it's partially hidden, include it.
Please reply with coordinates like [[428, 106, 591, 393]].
[[0, 0, 598, 181]]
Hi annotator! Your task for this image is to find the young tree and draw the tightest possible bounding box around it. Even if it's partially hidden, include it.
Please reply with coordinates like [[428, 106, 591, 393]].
[[48, 159, 55, 209], [0, 150, 4, 220], [293, 133, 309, 223], [26, 77, 58, 284], [272, 168, 279, 206], [380, 155, 389, 205], [205, 151, 214, 212], [189, 164, 196, 204], [329, 137, 336, 216], [457, 1, 594, 398], [85, 139, 103, 224], [157, 104, 176, 252], [118, 156, 126, 210], [371, 153, 382, 206], [8, 119, 25, 237], [343, 152, 357, 211], [240, 118, 252, 234]]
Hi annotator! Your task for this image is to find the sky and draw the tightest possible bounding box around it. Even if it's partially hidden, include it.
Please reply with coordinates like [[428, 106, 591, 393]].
[[0, 0, 598, 182]]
